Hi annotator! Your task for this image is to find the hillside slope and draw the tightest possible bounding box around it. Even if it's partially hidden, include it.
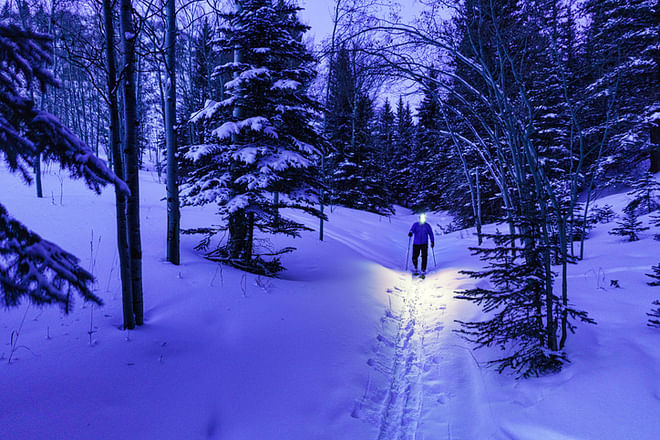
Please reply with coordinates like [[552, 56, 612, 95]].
[[0, 166, 658, 439]]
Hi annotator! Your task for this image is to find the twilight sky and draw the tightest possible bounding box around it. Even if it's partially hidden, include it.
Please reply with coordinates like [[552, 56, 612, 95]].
[[297, 0, 426, 105], [298, 0, 424, 43]]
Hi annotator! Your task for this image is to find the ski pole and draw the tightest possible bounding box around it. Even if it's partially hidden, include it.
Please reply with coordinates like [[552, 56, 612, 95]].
[[432, 245, 437, 268], [405, 236, 411, 271]]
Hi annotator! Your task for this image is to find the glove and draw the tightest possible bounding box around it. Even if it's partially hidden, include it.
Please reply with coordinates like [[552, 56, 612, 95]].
[[408, 232, 413, 238]]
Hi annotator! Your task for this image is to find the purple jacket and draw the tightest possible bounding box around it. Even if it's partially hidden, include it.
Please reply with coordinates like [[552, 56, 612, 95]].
[[410, 222, 434, 245]]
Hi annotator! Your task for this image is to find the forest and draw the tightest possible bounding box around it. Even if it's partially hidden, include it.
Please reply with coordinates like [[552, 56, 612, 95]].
[[0, 0, 659, 438]]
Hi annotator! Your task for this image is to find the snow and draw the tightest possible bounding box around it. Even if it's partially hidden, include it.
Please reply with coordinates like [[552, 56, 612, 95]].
[[1, 165, 659, 439], [272, 79, 301, 91], [224, 67, 271, 90], [189, 100, 223, 123], [210, 117, 278, 141]]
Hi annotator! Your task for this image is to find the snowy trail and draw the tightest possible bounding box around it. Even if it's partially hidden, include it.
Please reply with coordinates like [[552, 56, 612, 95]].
[[286, 208, 496, 438], [353, 269, 495, 440]]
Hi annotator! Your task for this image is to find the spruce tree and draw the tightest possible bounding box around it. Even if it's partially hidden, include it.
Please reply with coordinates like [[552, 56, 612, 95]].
[[592, 204, 617, 224], [456, 217, 594, 377], [609, 206, 649, 241], [650, 213, 660, 240], [648, 263, 660, 328], [373, 100, 395, 206], [627, 173, 660, 214], [183, 0, 323, 273], [0, 22, 125, 310], [412, 70, 448, 212], [583, 0, 660, 176], [391, 97, 415, 207], [324, 46, 392, 214]]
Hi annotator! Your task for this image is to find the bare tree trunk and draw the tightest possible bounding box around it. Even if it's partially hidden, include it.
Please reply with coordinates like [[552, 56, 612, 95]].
[[475, 167, 482, 245], [559, 219, 569, 349], [650, 122, 660, 174], [120, 0, 144, 326], [18, 0, 44, 198], [165, 0, 180, 265], [155, 64, 166, 180], [104, 0, 135, 330], [245, 212, 254, 263], [32, 155, 43, 198]]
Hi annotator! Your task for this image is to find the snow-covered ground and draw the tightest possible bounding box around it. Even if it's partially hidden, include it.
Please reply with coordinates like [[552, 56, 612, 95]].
[[1, 165, 658, 439]]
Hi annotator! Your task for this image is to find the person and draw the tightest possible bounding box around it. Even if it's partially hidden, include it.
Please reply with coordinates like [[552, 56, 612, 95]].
[[408, 213, 434, 276]]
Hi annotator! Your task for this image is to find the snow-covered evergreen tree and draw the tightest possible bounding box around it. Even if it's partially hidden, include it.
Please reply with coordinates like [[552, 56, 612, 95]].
[[412, 70, 449, 212], [626, 173, 660, 214], [324, 46, 392, 214], [650, 212, 660, 240], [0, 21, 126, 310], [456, 219, 594, 377], [583, 0, 660, 176], [183, 1, 323, 273], [390, 97, 415, 207], [373, 99, 395, 206], [526, 0, 577, 183], [648, 263, 660, 328], [609, 206, 649, 241], [592, 204, 617, 223]]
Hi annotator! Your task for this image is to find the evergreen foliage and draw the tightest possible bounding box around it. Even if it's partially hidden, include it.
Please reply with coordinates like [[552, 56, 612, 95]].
[[648, 301, 660, 328], [650, 213, 660, 240], [0, 21, 125, 310], [412, 71, 449, 212], [456, 221, 594, 377], [648, 264, 660, 328], [182, 0, 324, 274], [648, 263, 660, 287], [324, 46, 392, 214], [592, 204, 617, 223], [626, 173, 660, 214], [609, 206, 649, 241], [390, 97, 415, 207], [583, 0, 660, 177]]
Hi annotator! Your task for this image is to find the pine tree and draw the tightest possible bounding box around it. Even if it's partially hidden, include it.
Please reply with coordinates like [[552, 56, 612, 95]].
[[456, 217, 594, 377], [323, 45, 392, 214], [390, 97, 415, 207], [373, 99, 395, 206], [627, 173, 660, 214], [412, 70, 448, 212], [648, 263, 660, 328], [583, 0, 660, 176], [353, 95, 392, 214], [592, 204, 617, 223], [650, 213, 660, 241], [609, 206, 649, 241], [183, 0, 323, 273], [649, 302, 660, 328], [648, 263, 660, 287], [0, 22, 126, 310]]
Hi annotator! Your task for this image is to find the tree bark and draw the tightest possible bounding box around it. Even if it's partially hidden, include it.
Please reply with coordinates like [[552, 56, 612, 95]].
[[105, 0, 135, 330], [120, 0, 144, 325], [165, 0, 180, 265], [228, 0, 248, 261], [34, 156, 43, 198], [475, 167, 482, 245], [650, 122, 660, 174]]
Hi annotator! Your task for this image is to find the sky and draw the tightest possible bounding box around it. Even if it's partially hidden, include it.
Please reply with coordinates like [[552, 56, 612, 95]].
[[298, 0, 425, 43], [298, 0, 426, 107]]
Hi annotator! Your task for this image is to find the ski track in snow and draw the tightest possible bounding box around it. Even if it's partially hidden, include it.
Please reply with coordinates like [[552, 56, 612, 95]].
[[352, 275, 440, 439], [353, 271, 493, 440]]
